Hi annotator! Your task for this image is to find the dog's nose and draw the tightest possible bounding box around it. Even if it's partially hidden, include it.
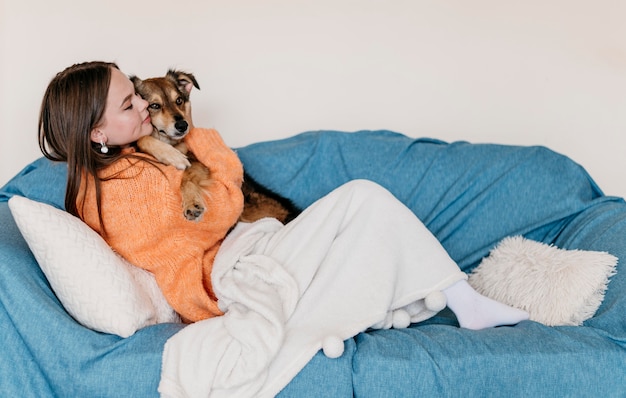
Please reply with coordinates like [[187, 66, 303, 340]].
[[175, 120, 189, 133]]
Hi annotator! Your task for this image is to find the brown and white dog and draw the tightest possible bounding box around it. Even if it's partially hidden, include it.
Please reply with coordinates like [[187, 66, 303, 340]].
[[130, 69, 299, 223]]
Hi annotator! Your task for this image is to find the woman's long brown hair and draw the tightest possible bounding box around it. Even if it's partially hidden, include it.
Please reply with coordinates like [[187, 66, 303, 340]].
[[37, 61, 154, 233]]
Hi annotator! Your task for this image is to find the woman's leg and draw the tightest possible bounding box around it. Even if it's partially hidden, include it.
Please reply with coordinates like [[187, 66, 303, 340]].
[[266, 179, 527, 330]]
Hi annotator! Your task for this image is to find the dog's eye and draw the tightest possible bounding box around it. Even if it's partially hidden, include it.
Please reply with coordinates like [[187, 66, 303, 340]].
[[149, 104, 161, 110], [176, 98, 183, 106]]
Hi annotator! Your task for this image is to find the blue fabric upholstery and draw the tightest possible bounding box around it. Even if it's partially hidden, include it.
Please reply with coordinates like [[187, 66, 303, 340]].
[[1, 130, 624, 397]]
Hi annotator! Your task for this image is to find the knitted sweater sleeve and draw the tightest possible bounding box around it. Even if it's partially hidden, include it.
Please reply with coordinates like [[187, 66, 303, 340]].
[[79, 128, 244, 323]]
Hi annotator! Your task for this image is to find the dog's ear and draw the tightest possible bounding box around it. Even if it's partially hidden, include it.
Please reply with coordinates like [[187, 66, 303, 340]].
[[166, 69, 200, 94], [130, 75, 143, 90]]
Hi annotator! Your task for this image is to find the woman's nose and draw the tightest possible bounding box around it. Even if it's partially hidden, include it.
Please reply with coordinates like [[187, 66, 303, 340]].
[[138, 96, 149, 111]]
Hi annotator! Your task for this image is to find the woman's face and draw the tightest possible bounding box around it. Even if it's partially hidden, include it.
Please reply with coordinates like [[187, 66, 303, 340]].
[[91, 68, 153, 147]]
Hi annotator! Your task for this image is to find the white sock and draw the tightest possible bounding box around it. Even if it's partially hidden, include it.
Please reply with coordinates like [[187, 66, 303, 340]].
[[444, 280, 529, 330]]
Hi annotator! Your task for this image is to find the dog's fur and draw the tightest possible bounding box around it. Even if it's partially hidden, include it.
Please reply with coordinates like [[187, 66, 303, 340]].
[[131, 69, 299, 223]]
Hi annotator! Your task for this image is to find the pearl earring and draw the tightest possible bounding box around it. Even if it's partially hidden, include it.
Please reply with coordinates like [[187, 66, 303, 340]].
[[100, 140, 109, 154]]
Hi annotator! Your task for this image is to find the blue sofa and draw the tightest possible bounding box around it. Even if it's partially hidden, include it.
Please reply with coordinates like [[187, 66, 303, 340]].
[[1, 130, 625, 397]]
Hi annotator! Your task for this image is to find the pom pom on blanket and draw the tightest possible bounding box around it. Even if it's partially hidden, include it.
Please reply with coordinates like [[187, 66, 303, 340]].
[[322, 336, 344, 358], [469, 236, 618, 326], [371, 290, 448, 330]]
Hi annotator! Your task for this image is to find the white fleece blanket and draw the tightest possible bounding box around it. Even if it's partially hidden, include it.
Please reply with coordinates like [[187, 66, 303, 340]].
[[159, 195, 464, 397]]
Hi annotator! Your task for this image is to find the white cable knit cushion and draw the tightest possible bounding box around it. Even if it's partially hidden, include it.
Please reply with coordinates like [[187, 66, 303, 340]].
[[469, 235, 618, 326], [8, 195, 180, 337]]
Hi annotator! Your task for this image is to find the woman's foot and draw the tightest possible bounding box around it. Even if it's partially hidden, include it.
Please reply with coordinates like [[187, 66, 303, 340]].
[[444, 280, 529, 330]]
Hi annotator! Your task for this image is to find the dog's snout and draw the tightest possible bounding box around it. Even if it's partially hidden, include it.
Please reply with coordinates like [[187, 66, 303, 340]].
[[175, 120, 189, 133]]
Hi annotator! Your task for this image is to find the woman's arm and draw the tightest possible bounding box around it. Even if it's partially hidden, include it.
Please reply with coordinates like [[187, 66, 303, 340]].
[[184, 128, 244, 189], [79, 149, 242, 322]]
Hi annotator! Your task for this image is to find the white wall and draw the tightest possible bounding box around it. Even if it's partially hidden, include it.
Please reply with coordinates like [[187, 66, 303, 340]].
[[2, 0, 626, 196]]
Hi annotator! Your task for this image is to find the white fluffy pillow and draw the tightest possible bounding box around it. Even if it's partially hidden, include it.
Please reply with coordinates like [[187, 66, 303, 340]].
[[469, 236, 618, 326], [8, 195, 180, 337]]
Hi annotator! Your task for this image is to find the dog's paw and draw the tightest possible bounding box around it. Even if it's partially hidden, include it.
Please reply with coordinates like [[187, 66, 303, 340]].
[[182, 198, 206, 221], [156, 150, 191, 170], [167, 152, 192, 170], [184, 204, 205, 221]]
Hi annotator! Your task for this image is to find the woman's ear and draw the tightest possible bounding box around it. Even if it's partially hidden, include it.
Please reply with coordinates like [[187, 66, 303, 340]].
[[90, 128, 105, 144]]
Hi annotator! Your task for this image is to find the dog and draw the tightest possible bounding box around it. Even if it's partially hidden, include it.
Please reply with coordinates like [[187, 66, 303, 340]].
[[130, 69, 299, 224]]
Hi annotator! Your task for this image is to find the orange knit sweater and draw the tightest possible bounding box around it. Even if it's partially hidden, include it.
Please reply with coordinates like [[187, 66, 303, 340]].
[[77, 128, 244, 323]]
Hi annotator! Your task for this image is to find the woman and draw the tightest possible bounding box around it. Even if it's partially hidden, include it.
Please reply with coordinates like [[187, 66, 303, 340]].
[[38, 61, 528, 329]]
